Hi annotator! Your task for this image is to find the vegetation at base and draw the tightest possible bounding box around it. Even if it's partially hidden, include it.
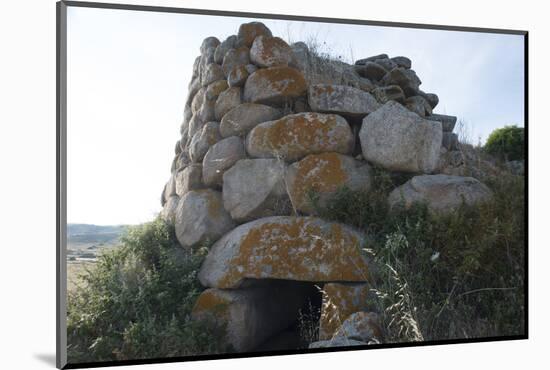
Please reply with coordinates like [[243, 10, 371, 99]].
[[309, 167, 525, 343], [484, 125, 525, 161], [67, 218, 229, 364]]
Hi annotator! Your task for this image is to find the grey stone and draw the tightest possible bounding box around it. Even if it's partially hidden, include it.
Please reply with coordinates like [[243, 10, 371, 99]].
[[215, 87, 242, 121], [196, 97, 216, 123], [174, 189, 235, 249], [189, 122, 222, 163], [191, 86, 206, 114], [355, 54, 389, 65], [381, 67, 422, 97], [220, 103, 282, 138], [286, 152, 371, 214], [390, 56, 412, 69], [187, 114, 205, 142], [175, 139, 182, 155], [227, 65, 249, 87], [205, 80, 229, 101], [418, 90, 439, 109], [308, 84, 381, 118], [202, 136, 247, 187], [222, 46, 250, 76], [374, 58, 398, 72], [243, 66, 307, 105], [359, 101, 442, 173], [372, 85, 405, 104], [332, 312, 383, 343], [200, 37, 220, 54], [223, 159, 291, 222], [214, 35, 237, 64], [308, 338, 368, 349], [201, 63, 225, 87], [163, 175, 177, 200], [428, 113, 458, 132], [354, 62, 387, 81], [442, 132, 459, 151], [388, 174, 493, 214], [404, 95, 432, 117], [175, 164, 204, 196], [250, 35, 293, 67], [160, 195, 179, 224]]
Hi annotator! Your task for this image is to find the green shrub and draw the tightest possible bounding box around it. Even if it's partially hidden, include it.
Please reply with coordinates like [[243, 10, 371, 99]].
[[67, 218, 229, 363], [484, 125, 525, 161], [310, 169, 525, 343]]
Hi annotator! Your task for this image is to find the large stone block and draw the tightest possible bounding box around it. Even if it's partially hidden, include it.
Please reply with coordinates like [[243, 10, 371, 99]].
[[243, 66, 307, 105], [388, 174, 493, 214], [175, 164, 204, 196], [286, 152, 371, 214], [202, 136, 247, 187], [215, 87, 242, 121], [308, 84, 380, 118], [198, 216, 372, 289], [359, 101, 442, 173], [219, 103, 282, 138], [189, 121, 222, 163], [250, 35, 293, 67], [237, 21, 273, 47], [246, 112, 354, 162]]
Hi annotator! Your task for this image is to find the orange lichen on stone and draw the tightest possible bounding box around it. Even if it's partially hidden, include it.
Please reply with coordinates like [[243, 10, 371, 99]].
[[318, 282, 372, 340], [244, 66, 307, 104], [238, 22, 272, 47], [192, 289, 230, 316], [290, 152, 349, 207], [216, 217, 370, 288]]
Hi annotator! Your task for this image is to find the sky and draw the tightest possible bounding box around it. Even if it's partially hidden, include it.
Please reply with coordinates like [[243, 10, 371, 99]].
[[66, 6, 525, 225]]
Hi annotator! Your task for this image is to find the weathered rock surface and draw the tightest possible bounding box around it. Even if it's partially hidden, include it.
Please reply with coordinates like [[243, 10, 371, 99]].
[[355, 62, 387, 81], [355, 54, 389, 65], [202, 136, 247, 187], [215, 87, 242, 121], [222, 46, 250, 76], [189, 122, 221, 163], [198, 216, 371, 289], [286, 152, 371, 214], [250, 35, 293, 68], [220, 103, 282, 138], [202, 63, 225, 87], [160, 195, 179, 224], [227, 65, 249, 87], [332, 312, 383, 343], [442, 132, 459, 151], [214, 35, 237, 64], [391, 56, 412, 69], [237, 22, 273, 47], [243, 66, 307, 105], [318, 283, 374, 340], [246, 112, 355, 162], [200, 37, 220, 55], [174, 189, 235, 249], [428, 113, 457, 132], [388, 174, 493, 214], [309, 338, 367, 348], [372, 85, 405, 104], [380, 67, 421, 96], [359, 101, 442, 173], [307, 84, 380, 118], [205, 80, 229, 100], [419, 90, 439, 109], [192, 281, 310, 352], [223, 159, 290, 222], [175, 164, 204, 196], [404, 95, 432, 117]]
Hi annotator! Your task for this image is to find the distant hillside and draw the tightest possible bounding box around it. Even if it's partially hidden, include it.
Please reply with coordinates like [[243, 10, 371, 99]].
[[67, 224, 127, 248]]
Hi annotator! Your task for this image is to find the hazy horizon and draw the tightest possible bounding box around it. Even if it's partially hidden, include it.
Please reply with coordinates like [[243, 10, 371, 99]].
[[67, 7, 525, 225]]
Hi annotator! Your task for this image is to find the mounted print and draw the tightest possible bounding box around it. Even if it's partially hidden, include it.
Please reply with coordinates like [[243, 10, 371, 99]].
[[56, 1, 528, 368]]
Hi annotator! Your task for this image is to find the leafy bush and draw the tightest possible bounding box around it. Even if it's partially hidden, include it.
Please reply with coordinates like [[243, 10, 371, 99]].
[[310, 168, 525, 343], [484, 125, 525, 161], [67, 218, 229, 364]]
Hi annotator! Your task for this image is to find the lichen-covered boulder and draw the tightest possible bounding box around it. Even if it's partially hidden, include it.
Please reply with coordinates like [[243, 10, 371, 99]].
[[359, 101, 442, 173], [174, 189, 235, 249], [286, 152, 371, 214], [428, 113, 457, 132], [160, 195, 179, 224], [332, 312, 383, 343], [214, 87, 242, 121], [219, 103, 282, 138], [381, 67, 421, 97], [205, 80, 229, 100], [192, 282, 310, 352], [250, 35, 293, 67], [372, 85, 405, 104], [243, 66, 307, 105], [189, 122, 221, 163], [175, 164, 204, 196], [202, 136, 246, 187], [223, 159, 290, 222], [246, 112, 354, 162], [196, 96, 217, 123], [214, 35, 237, 64], [200, 37, 220, 54], [222, 46, 250, 76], [198, 216, 371, 289], [318, 283, 374, 340], [237, 21, 272, 47], [388, 174, 493, 214], [308, 84, 380, 118]]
